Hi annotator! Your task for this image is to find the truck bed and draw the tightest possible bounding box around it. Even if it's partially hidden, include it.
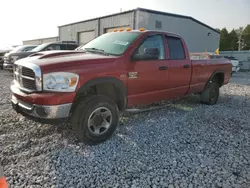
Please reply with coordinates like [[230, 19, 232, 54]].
[[188, 59, 232, 95]]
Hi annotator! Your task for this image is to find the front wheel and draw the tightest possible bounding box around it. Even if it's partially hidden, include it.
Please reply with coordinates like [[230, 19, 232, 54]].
[[71, 95, 119, 144], [200, 82, 220, 105]]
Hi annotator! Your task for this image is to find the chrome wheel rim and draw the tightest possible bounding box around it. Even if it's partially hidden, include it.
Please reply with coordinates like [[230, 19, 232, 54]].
[[87, 107, 112, 135], [209, 87, 218, 103]]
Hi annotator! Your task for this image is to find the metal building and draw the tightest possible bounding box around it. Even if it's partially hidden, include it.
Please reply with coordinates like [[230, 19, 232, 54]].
[[23, 36, 59, 45], [58, 8, 220, 52]]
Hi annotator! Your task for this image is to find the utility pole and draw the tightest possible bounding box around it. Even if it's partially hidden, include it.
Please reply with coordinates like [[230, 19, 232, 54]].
[[236, 27, 244, 51]]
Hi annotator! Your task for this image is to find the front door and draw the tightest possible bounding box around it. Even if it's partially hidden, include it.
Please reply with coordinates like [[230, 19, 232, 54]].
[[127, 34, 169, 106], [165, 35, 192, 97]]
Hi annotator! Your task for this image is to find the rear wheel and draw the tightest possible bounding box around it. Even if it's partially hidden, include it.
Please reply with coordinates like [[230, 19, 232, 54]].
[[200, 82, 220, 105], [71, 95, 119, 144]]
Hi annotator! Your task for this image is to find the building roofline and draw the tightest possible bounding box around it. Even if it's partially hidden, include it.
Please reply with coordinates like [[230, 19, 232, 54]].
[[137, 8, 220, 34], [57, 7, 220, 34], [58, 8, 136, 28], [23, 36, 59, 42]]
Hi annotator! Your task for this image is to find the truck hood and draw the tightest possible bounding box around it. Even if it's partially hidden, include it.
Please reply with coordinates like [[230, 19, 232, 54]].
[[16, 50, 119, 71], [5, 51, 34, 59]]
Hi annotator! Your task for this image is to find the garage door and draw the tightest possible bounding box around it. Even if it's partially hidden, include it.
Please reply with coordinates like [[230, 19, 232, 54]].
[[78, 31, 95, 45], [105, 26, 130, 33]]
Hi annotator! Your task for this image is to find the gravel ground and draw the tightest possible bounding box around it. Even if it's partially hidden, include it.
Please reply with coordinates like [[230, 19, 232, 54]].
[[0, 70, 250, 188]]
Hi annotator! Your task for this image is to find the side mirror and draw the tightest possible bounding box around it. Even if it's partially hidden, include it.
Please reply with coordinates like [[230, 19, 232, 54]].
[[132, 47, 160, 61]]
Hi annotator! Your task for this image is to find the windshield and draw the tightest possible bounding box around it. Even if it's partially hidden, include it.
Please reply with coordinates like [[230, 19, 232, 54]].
[[78, 32, 141, 56], [31, 43, 49, 52], [10, 46, 25, 53]]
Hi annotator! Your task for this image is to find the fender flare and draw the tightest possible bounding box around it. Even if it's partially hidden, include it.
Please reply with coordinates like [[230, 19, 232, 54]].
[[205, 70, 225, 88], [75, 76, 127, 109]]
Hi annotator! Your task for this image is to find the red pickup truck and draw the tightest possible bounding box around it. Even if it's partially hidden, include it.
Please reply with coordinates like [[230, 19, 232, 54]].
[[11, 29, 232, 144]]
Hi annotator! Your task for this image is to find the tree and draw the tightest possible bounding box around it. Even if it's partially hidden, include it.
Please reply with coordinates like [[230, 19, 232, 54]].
[[242, 25, 250, 50], [228, 29, 238, 50], [219, 28, 230, 51]]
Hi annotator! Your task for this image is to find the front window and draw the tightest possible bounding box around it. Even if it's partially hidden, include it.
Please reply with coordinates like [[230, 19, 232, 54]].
[[23, 46, 37, 52], [10, 46, 25, 53], [31, 43, 50, 52], [78, 32, 142, 56]]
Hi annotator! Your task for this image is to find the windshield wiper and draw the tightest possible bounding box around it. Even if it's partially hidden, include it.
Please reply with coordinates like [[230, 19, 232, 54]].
[[84, 48, 109, 56]]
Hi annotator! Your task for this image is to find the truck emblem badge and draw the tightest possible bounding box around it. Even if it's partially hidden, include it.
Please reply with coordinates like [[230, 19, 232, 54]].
[[128, 72, 138, 79]]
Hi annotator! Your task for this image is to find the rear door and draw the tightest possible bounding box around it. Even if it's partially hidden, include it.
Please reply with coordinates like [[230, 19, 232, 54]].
[[165, 35, 192, 97], [127, 34, 170, 105]]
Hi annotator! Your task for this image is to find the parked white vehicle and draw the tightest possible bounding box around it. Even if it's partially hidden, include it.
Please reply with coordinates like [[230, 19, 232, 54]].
[[189, 52, 241, 75], [224, 56, 241, 75]]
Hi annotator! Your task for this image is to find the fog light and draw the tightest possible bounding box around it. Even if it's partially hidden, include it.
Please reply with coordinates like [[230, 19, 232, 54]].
[[35, 106, 48, 117]]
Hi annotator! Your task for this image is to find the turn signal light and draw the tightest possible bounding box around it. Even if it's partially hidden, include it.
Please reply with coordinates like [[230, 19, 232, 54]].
[[69, 77, 78, 87]]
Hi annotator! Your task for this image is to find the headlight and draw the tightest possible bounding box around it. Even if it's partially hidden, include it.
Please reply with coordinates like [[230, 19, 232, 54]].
[[10, 56, 19, 63], [43, 72, 79, 92]]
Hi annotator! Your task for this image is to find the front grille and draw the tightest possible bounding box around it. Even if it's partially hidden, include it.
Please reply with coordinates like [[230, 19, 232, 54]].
[[22, 67, 35, 78], [14, 65, 36, 92]]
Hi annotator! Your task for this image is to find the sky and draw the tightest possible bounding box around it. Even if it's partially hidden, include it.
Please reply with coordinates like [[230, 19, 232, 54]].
[[0, 0, 249, 49]]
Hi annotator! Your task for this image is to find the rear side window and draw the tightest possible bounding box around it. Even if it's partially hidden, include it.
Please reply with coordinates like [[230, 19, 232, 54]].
[[44, 44, 61, 51], [60, 44, 67, 50], [166, 36, 185, 60], [67, 44, 78, 50]]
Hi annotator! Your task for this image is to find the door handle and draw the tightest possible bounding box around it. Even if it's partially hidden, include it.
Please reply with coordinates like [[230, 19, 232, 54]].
[[159, 66, 168, 70], [183, 64, 190, 68]]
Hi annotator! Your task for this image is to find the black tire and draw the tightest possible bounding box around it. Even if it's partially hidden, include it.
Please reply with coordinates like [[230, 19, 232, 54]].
[[71, 95, 119, 144], [200, 82, 220, 105]]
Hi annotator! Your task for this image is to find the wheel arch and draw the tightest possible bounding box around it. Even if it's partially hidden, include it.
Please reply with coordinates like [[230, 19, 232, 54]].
[[72, 76, 127, 112], [205, 70, 225, 88]]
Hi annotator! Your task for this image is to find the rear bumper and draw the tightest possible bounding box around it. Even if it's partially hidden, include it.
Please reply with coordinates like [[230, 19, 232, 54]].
[[11, 95, 71, 124]]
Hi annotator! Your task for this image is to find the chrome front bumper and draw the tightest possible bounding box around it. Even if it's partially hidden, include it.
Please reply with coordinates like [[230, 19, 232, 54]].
[[11, 95, 72, 122], [3, 63, 13, 70]]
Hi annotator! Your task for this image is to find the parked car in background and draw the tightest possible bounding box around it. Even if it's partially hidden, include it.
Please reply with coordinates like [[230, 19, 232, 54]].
[[223, 56, 241, 75], [11, 29, 232, 144], [3, 45, 37, 70], [190, 52, 240, 75], [4, 41, 78, 70], [0, 50, 11, 70]]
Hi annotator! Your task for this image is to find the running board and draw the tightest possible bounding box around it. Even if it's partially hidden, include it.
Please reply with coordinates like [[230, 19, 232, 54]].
[[124, 104, 170, 114]]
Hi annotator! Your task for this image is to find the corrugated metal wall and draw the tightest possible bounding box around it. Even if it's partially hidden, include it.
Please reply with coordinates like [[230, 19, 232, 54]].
[[23, 37, 59, 45], [99, 11, 134, 35], [59, 11, 135, 44], [137, 11, 220, 53], [58, 9, 220, 53], [59, 20, 99, 43]]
